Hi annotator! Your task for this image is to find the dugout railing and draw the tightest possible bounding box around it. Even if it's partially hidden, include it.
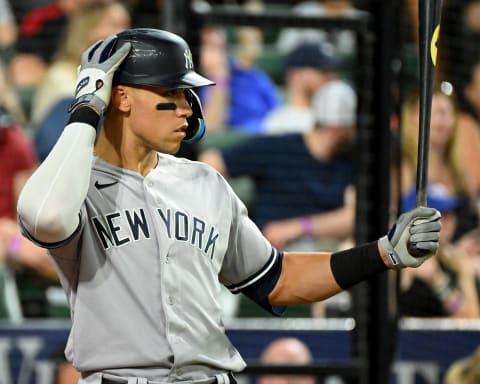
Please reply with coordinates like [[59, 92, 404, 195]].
[[159, 2, 399, 384]]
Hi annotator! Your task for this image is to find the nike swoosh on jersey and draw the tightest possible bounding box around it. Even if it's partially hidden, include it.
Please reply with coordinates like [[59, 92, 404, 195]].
[[94, 180, 119, 190]]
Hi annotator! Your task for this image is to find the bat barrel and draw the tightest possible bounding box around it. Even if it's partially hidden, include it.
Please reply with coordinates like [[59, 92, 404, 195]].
[[416, 0, 442, 207]]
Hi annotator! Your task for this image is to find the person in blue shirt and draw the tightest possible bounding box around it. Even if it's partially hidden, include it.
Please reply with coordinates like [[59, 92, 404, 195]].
[[199, 25, 281, 133], [227, 55, 281, 133], [200, 78, 357, 318], [199, 79, 357, 251]]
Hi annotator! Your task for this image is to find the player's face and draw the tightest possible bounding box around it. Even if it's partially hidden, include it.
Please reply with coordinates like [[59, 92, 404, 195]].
[[126, 86, 193, 154]]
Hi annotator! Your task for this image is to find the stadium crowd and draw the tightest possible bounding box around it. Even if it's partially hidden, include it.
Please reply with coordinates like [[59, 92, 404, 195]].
[[0, 0, 479, 322]]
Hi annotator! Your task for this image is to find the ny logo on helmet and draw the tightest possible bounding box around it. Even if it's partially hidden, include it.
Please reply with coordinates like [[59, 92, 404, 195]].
[[184, 49, 194, 70]]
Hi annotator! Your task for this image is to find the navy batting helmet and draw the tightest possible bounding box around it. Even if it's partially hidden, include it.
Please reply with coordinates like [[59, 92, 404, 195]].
[[110, 28, 214, 143]]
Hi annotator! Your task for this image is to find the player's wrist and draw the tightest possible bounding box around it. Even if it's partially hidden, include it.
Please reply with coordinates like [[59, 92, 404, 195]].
[[330, 241, 388, 290], [68, 105, 101, 129], [378, 235, 401, 269], [377, 240, 393, 269]]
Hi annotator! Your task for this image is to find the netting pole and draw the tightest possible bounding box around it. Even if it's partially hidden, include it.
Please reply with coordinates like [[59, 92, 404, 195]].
[[352, 1, 402, 383]]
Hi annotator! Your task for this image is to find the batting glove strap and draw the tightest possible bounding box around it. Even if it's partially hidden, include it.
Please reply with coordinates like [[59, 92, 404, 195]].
[[68, 106, 101, 128], [379, 206, 441, 270], [69, 94, 107, 116]]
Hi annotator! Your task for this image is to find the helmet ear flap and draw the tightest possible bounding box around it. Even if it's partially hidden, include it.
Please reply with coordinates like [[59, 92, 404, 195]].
[[184, 89, 206, 143]]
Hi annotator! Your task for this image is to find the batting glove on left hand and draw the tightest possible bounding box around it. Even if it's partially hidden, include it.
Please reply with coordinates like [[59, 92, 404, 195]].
[[69, 35, 131, 115], [379, 206, 441, 269]]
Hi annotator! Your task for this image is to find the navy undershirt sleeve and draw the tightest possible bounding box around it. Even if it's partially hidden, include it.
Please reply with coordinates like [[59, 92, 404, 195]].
[[229, 252, 286, 316]]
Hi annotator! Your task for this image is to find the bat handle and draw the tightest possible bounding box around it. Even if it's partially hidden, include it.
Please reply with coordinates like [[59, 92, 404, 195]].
[[407, 217, 432, 258]]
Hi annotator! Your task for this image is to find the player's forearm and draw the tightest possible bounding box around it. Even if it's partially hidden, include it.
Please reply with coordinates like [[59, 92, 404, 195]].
[[268, 242, 389, 305], [268, 252, 342, 305], [17, 118, 97, 243]]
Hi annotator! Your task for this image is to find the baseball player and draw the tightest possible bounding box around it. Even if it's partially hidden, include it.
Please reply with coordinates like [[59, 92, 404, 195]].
[[17, 28, 441, 384]]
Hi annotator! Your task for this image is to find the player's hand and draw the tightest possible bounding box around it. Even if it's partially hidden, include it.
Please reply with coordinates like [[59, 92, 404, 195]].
[[69, 35, 131, 115], [379, 206, 441, 269]]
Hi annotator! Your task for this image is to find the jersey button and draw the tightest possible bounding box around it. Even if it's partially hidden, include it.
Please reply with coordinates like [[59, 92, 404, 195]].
[[146, 180, 154, 187], [167, 296, 174, 305]]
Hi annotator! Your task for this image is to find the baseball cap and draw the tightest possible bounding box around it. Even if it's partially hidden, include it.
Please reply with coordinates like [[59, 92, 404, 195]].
[[401, 183, 461, 213], [283, 42, 339, 72], [312, 80, 357, 127]]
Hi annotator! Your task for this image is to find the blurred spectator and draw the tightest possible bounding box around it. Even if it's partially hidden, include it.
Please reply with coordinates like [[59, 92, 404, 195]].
[[200, 80, 356, 317], [31, 0, 130, 126], [450, 75, 480, 198], [0, 79, 37, 221], [436, 1, 480, 95], [0, 60, 27, 129], [0, 61, 35, 319], [33, 0, 131, 161], [198, 25, 230, 131], [200, 79, 356, 250], [0, 60, 64, 318], [56, 363, 80, 384], [128, 0, 163, 29], [16, 0, 94, 63], [400, 85, 480, 240], [263, 42, 340, 135], [275, 0, 365, 59], [399, 183, 480, 318], [0, 254, 23, 321], [0, 0, 17, 64], [7, 0, 95, 119], [199, 24, 281, 133], [51, 341, 80, 384], [444, 346, 480, 384], [258, 337, 315, 384], [0, 218, 57, 279]]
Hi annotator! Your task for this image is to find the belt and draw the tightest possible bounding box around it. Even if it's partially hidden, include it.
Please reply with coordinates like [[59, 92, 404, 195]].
[[101, 373, 237, 384]]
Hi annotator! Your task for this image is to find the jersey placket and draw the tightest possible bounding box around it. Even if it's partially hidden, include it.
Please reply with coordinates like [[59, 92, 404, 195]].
[[143, 174, 187, 375]]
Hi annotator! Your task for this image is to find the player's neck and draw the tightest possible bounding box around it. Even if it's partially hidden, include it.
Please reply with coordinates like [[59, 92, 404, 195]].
[[94, 129, 158, 176]]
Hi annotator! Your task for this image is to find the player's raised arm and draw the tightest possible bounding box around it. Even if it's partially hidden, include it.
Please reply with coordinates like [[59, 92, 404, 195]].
[[17, 37, 131, 244], [268, 206, 441, 305]]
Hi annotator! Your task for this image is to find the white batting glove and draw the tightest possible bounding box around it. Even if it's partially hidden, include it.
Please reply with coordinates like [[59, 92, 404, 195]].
[[379, 206, 441, 270], [69, 35, 131, 115]]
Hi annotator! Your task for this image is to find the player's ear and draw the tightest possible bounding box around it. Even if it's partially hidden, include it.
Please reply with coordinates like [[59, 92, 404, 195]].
[[111, 85, 131, 112]]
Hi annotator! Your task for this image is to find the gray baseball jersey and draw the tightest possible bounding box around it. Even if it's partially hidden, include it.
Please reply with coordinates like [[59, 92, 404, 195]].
[[43, 153, 280, 380]]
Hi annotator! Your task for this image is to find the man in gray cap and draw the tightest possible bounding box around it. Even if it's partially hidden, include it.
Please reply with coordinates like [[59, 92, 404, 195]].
[[262, 42, 340, 135]]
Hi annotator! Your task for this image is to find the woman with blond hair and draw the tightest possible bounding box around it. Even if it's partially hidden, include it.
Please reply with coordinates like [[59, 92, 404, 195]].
[[30, 0, 130, 128], [400, 83, 479, 238], [398, 84, 480, 318]]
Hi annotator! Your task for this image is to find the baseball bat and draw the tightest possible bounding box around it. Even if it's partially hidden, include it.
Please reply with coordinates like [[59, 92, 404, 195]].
[[407, 0, 443, 257], [416, 0, 443, 206]]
